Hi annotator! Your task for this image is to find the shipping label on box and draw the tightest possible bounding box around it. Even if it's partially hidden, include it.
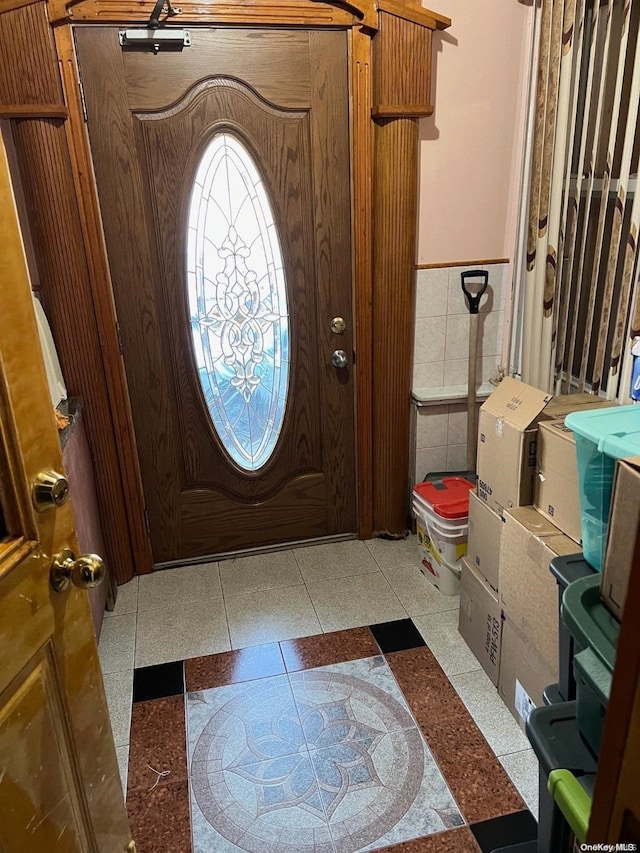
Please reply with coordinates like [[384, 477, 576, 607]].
[[514, 679, 536, 725], [535, 418, 583, 544], [458, 557, 502, 685], [467, 490, 503, 591], [499, 506, 578, 675], [601, 456, 640, 620], [476, 377, 552, 514]]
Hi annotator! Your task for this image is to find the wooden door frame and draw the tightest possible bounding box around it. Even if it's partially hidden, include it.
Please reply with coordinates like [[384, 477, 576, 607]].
[[0, 0, 449, 580]]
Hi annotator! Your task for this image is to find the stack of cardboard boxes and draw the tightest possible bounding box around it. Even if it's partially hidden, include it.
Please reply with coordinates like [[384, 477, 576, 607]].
[[458, 377, 614, 728]]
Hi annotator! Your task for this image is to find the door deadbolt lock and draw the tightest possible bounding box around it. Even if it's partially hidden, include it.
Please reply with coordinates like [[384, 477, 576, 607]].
[[32, 470, 69, 513], [50, 549, 106, 593], [331, 317, 347, 334], [331, 350, 348, 369]]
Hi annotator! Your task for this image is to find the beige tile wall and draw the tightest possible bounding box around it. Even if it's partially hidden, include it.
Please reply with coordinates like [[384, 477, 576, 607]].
[[410, 262, 509, 486], [413, 263, 508, 391]]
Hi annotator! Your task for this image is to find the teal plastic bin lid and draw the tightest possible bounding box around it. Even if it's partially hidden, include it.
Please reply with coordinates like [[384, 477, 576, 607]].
[[565, 404, 640, 459], [561, 575, 620, 672]]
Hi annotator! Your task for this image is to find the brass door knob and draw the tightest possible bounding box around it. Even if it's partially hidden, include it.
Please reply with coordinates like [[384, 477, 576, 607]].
[[32, 470, 69, 512], [50, 549, 106, 593]]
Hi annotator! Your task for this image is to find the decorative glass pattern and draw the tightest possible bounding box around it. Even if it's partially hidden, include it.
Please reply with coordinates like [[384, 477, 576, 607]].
[[186, 133, 290, 471]]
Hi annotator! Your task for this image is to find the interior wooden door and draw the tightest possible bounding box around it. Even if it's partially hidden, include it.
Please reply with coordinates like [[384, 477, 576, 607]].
[[75, 26, 356, 564], [0, 133, 130, 851]]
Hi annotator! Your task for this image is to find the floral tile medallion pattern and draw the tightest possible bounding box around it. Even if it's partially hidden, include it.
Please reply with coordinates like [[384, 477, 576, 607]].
[[187, 657, 462, 852]]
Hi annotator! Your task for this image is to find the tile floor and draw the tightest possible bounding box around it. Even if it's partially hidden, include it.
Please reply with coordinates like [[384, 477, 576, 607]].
[[100, 537, 540, 852]]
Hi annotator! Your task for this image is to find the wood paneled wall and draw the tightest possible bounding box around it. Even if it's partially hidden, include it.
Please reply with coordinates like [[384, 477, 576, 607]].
[[0, 2, 62, 105], [372, 118, 419, 534], [370, 9, 443, 535], [373, 12, 433, 117]]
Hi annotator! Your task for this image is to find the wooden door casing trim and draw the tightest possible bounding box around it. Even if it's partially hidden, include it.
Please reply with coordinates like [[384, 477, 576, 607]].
[[0, 0, 449, 577], [349, 25, 374, 539], [54, 24, 154, 576]]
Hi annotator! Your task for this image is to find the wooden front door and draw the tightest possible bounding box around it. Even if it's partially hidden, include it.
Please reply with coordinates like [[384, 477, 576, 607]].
[[75, 27, 356, 565], [0, 135, 130, 850]]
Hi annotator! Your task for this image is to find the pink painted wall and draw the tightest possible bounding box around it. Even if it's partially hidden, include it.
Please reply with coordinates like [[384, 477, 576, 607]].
[[417, 1, 535, 266]]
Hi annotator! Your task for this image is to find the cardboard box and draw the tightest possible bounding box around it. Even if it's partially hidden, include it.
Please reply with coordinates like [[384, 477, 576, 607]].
[[477, 383, 616, 516], [459, 557, 502, 685], [536, 398, 616, 543], [467, 490, 504, 591], [539, 392, 613, 421], [498, 617, 557, 729], [601, 456, 640, 620], [535, 419, 583, 544], [477, 378, 552, 514], [499, 506, 578, 677]]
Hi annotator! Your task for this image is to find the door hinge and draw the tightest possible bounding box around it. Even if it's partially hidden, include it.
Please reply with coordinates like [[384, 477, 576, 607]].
[[78, 79, 88, 123], [116, 321, 124, 355], [143, 509, 151, 536]]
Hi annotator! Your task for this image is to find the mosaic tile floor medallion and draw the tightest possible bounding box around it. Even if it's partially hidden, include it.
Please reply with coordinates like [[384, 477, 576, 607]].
[[187, 656, 463, 852]]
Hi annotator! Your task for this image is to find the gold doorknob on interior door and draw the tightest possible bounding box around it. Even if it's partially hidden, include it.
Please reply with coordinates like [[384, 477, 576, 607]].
[[331, 316, 347, 334], [50, 549, 106, 593], [32, 470, 69, 512]]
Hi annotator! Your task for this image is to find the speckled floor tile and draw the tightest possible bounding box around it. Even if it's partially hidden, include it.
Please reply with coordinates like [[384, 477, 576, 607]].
[[98, 613, 136, 674], [105, 577, 138, 617], [127, 779, 191, 853], [294, 539, 380, 583], [225, 584, 321, 649], [115, 745, 129, 798], [380, 564, 460, 617], [371, 827, 480, 852], [386, 647, 525, 824], [498, 750, 539, 820], [128, 695, 187, 794], [102, 669, 133, 747], [219, 550, 303, 597], [135, 596, 230, 668], [412, 610, 482, 677], [365, 536, 418, 570], [138, 562, 222, 611], [280, 627, 379, 672], [448, 669, 529, 757], [376, 827, 480, 853], [307, 573, 407, 633], [185, 644, 285, 691]]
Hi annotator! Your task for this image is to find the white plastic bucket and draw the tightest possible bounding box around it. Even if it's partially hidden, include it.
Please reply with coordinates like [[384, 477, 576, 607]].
[[413, 495, 469, 596]]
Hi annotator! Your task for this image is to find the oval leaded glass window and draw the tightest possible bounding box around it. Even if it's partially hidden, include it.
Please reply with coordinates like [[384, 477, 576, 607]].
[[186, 133, 290, 471]]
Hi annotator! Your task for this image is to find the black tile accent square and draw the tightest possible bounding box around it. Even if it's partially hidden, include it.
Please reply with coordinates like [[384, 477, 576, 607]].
[[133, 660, 185, 703], [370, 619, 427, 654], [471, 810, 537, 852]]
